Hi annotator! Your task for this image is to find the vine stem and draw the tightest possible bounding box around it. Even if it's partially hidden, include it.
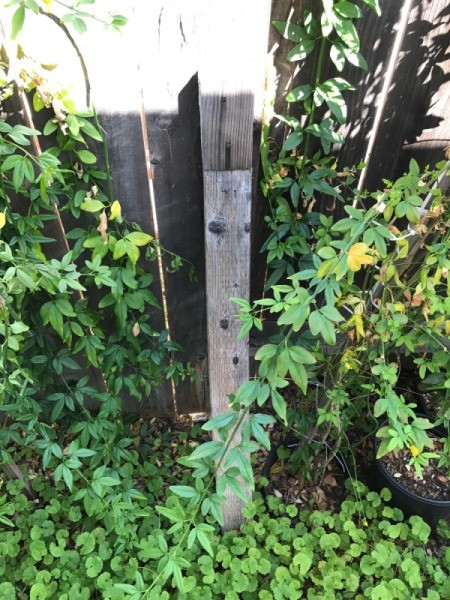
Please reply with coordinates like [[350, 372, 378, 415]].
[[300, 34, 328, 169], [143, 406, 250, 597], [92, 106, 114, 204]]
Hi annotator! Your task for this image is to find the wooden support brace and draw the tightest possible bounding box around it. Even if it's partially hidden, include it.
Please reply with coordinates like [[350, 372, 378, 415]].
[[199, 0, 271, 529]]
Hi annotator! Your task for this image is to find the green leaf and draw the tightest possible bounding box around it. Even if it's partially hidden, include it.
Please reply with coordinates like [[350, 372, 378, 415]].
[[114, 585, 140, 595], [62, 465, 73, 491], [286, 85, 313, 103], [11, 5, 25, 39], [283, 131, 303, 151], [126, 242, 140, 264], [360, 0, 381, 16], [237, 452, 254, 489], [330, 44, 346, 71], [196, 528, 214, 557], [113, 238, 127, 259], [277, 303, 309, 331], [287, 38, 315, 61], [271, 389, 287, 423], [169, 485, 198, 498], [72, 17, 88, 34], [189, 440, 224, 461], [334, 16, 360, 51], [223, 470, 249, 502], [202, 412, 237, 431], [155, 506, 183, 523], [251, 419, 270, 450], [125, 231, 154, 246], [76, 149, 97, 164], [173, 564, 184, 593], [334, 1, 362, 19], [289, 361, 308, 393], [79, 118, 103, 141], [288, 346, 316, 365], [272, 21, 307, 42], [80, 199, 104, 212]]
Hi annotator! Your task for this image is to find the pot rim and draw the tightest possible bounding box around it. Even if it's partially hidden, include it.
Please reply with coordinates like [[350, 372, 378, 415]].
[[262, 436, 354, 480]]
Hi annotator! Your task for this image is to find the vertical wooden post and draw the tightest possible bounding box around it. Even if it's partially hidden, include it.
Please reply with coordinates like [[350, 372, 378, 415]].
[[199, 0, 271, 529]]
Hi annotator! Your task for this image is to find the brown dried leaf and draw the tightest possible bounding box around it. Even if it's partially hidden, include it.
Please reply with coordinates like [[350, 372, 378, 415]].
[[412, 292, 423, 307], [312, 486, 327, 510], [323, 474, 337, 487], [97, 210, 108, 243]]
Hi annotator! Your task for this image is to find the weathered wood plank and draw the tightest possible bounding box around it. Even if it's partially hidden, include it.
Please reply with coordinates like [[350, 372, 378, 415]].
[[203, 170, 252, 528], [15, 3, 174, 415], [203, 170, 252, 410], [336, 0, 404, 176], [363, 0, 450, 190], [199, 0, 271, 172], [200, 0, 271, 528], [136, 1, 208, 414]]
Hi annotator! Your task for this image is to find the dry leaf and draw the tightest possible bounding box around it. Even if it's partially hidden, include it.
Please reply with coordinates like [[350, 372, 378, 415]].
[[97, 210, 108, 243], [323, 474, 337, 487], [312, 486, 327, 510], [412, 292, 423, 307]]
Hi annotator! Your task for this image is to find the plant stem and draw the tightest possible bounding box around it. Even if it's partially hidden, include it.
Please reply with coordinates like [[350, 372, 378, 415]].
[[144, 407, 249, 596], [93, 107, 114, 204], [300, 35, 328, 170]]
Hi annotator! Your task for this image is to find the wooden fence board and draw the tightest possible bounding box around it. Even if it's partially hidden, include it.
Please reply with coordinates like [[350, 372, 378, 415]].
[[335, 0, 404, 180], [1, 0, 448, 418], [363, 0, 450, 191], [136, 1, 208, 414], [70, 6, 174, 415]]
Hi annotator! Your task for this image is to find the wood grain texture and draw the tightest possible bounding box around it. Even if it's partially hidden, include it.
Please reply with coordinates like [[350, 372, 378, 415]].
[[204, 170, 251, 410], [137, 1, 208, 414], [204, 170, 252, 529], [335, 0, 402, 173], [199, 0, 271, 171], [363, 0, 450, 191], [59, 3, 173, 415]]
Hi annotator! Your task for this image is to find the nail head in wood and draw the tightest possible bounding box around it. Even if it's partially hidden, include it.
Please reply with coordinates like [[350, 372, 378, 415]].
[[208, 217, 226, 234]]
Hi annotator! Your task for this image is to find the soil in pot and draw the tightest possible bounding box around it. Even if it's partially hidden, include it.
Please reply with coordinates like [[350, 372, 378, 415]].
[[262, 441, 354, 512], [379, 436, 449, 502], [373, 427, 450, 527]]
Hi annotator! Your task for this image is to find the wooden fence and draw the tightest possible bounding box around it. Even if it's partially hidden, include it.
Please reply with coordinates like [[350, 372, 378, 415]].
[[2, 0, 449, 417]]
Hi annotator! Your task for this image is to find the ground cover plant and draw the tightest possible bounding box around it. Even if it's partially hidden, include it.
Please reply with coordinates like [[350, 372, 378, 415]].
[[0, 0, 449, 598], [0, 426, 449, 599]]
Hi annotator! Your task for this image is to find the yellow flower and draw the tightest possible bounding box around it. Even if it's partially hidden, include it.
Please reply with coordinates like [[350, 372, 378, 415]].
[[409, 445, 420, 457], [0, 212, 6, 229], [109, 200, 122, 222], [347, 243, 375, 272]]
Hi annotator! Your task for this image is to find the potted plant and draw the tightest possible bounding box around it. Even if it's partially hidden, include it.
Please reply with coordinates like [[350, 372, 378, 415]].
[[233, 156, 449, 520], [225, 0, 450, 515]]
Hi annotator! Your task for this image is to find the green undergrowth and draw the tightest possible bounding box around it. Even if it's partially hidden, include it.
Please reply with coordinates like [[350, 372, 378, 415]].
[[0, 431, 449, 600]]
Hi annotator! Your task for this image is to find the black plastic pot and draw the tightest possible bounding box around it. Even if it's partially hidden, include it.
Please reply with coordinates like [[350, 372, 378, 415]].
[[372, 422, 450, 528], [262, 437, 355, 498]]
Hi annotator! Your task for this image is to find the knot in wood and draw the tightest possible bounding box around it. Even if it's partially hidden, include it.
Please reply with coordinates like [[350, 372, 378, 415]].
[[208, 218, 226, 234]]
